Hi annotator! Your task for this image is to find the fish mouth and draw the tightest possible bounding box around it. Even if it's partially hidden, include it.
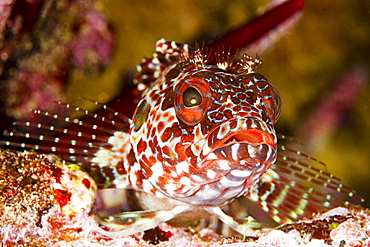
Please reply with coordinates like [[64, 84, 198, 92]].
[[203, 118, 277, 169]]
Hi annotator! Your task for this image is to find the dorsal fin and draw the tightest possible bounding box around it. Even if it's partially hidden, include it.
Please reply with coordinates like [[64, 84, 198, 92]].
[[134, 39, 192, 93]]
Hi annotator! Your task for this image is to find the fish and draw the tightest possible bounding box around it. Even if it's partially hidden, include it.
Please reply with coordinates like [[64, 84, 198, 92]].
[[2, 39, 363, 237]]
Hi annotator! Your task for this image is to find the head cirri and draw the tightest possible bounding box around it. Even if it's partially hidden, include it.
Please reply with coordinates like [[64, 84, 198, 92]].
[[130, 39, 282, 207]]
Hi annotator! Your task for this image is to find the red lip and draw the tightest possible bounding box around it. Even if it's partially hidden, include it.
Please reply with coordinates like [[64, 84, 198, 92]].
[[207, 118, 277, 153], [220, 129, 276, 148]]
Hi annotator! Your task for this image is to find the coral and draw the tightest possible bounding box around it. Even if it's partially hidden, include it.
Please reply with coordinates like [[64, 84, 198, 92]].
[[0, 149, 97, 246]]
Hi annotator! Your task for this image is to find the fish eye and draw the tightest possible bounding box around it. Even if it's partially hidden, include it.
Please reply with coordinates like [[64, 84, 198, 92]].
[[175, 76, 212, 126], [183, 87, 202, 107]]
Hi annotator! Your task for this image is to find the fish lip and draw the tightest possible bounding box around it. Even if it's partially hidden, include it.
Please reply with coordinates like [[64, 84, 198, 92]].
[[206, 117, 276, 151], [202, 117, 277, 167]]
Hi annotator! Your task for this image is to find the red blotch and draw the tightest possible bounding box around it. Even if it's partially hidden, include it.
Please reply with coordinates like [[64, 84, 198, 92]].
[[230, 120, 238, 129], [137, 139, 148, 153], [162, 146, 171, 157], [238, 93, 246, 100], [82, 178, 91, 189], [149, 156, 157, 165], [116, 160, 127, 175], [181, 134, 193, 143], [161, 127, 172, 142], [157, 121, 165, 133], [54, 189, 71, 208], [171, 125, 182, 138], [175, 143, 187, 161], [50, 166, 63, 184], [168, 115, 175, 122]]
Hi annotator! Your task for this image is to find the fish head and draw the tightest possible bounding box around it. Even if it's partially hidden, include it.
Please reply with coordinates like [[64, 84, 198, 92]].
[[131, 44, 282, 206]]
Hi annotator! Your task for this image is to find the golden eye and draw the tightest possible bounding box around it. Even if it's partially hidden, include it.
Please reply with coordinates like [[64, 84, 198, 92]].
[[183, 87, 202, 107], [175, 76, 212, 126]]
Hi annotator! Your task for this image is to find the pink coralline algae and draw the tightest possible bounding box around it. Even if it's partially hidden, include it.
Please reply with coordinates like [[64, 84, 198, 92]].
[[69, 10, 114, 72], [0, 0, 114, 121]]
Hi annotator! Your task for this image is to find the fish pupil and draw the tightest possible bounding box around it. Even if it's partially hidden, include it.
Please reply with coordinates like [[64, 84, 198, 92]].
[[183, 87, 202, 107]]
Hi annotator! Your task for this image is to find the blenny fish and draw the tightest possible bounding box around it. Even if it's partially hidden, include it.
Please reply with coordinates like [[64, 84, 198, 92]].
[[3, 39, 363, 236]]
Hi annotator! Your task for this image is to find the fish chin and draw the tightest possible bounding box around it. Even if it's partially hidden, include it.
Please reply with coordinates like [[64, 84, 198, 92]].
[[198, 142, 277, 184], [168, 143, 277, 206]]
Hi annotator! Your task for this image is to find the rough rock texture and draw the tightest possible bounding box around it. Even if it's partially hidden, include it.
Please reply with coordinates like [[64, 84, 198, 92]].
[[0, 149, 369, 246]]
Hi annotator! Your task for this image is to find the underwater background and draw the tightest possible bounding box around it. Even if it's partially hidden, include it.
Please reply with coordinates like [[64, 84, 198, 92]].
[[0, 0, 369, 206]]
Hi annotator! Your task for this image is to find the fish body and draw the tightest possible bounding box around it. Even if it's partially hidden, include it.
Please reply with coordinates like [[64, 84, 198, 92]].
[[3, 39, 362, 236]]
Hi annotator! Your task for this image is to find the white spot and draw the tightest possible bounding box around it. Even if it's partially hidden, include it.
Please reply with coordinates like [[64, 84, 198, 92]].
[[220, 177, 245, 187], [180, 176, 192, 186], [207, 153, 218, 160], [202, 144, 212, 156], [295, 199, 307, 216], [165, 183, 178, 195], [217, 62, 229, 70], [141, 179, 154, 193], [231, 144, 240, 160], [219, 160, 231, 170], [289, 211, 298, 219], [230, 169, 252, 178], [195, 185, 220, 200], [191, 175, 203, 182], [220, 150, 227, 158], [151, 162, 164, 182], [217, 124, 230, 140], [171, 171, 178, 178], [272, 215, 282, 223], [176, 161, 189, 175], [247, 145, 257, 158], [153, 70, 160, 78], [207, 170, 217, 179], [249, 191, 259, 202], [272, 186, 289, 208], [152, 57, 160, 64]]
